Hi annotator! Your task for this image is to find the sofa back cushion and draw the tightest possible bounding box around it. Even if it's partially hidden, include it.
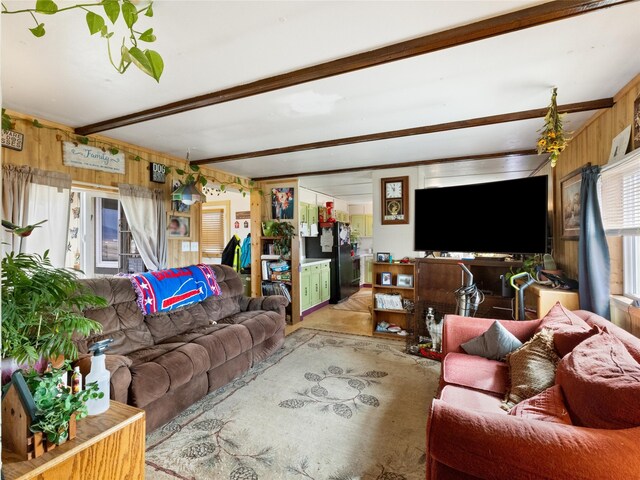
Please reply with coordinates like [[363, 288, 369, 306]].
[[535, 302, 589, 333], [575, 310, 640, 363], [144, 303, 211, 343], [79, 277, 154, 356], [556, 330, 640, 429], [553, 324, 601, 357], [198, 265, 244, 322]]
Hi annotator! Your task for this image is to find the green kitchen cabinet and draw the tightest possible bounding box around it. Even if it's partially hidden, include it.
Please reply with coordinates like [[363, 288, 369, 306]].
[[299, 202, 309, 226], [308, 204, 318, 227], [310, 265, 321, 305], [301, 267, 311, 311], [364, 214, 373, 237], [320, 264, 330, 301]]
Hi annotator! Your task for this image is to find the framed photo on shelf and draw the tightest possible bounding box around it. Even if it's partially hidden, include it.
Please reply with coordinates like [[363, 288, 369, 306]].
[[380, 272, 393, 286], [376, 252, 390, 262], [168, 214, 191, 239], [560, 167, 582, 240], [396, 274, 414, 287]]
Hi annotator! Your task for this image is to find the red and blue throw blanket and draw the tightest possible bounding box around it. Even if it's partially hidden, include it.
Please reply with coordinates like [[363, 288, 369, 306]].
[[129, 264, 222, 315]]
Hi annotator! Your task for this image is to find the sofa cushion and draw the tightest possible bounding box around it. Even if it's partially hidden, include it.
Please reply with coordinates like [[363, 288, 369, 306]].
[[576, 310, 640, 363], [144, 303, 211, 343], [535, 302, 589, 333], [128, 342, 211, 408], [554, 324, 600, 357], [191, 324, 253, 370], [508, 385, 572, 425], [556, 330, 640, 429], [440, 385, 505, 414], [503, 329, 559, 409], [461, 320, 522, 361], [442, 353, 509, 395], [220, 310, 284, 345]]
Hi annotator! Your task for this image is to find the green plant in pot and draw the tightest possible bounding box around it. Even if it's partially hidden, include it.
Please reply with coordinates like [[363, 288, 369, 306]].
[[1, 249, 106, 381], [271, 221, 296, 259], [21, 363, 103, 445]]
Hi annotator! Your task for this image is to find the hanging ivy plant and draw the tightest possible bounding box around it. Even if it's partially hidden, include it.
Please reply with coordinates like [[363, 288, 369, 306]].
[[2, 0, 163, 81], [537, 88, 570, 167]]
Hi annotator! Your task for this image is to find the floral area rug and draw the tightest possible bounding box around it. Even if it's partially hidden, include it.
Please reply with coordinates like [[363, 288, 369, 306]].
[[145, 329, 440, 480]]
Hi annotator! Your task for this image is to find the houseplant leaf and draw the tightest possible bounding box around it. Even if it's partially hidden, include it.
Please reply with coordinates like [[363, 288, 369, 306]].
[[102, 0, 120, 24], [85, 11, 105, 35], [139, 28, 156, 42], [121, 0, 138, 28], [29, 23, 46, 38], [35, 0, 58, 15], [144, 49, 163, 82]]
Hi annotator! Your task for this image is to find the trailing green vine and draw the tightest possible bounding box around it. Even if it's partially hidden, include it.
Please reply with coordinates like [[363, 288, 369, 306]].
[[2, 0, 163, 81], [2, 112, 261, 196]]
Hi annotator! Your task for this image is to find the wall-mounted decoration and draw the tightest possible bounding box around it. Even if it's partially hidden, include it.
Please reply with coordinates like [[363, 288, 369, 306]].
[[608, 125, 631, 163], [1, 129, 24, 151], [171, 179, 190, 213], [271, 188, 294, 220], [560, 167, 583, 240], [62, 142, 125, 174], [236, 210, 250, 220], [633, 94, 640, 150], [167, 214, 191, 239], [243, 220, 249, 228], [381, 176, 409, 225], [150, 162, 167, 183], [234, 221, 240, 229]]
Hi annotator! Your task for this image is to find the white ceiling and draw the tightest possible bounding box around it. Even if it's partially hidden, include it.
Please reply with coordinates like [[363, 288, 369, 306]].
[[3, 1, 640, 202]]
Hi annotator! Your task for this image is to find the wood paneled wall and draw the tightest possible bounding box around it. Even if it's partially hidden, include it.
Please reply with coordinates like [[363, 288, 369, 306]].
[[1, 109, 250, 268], [553, 74, 640, 294]]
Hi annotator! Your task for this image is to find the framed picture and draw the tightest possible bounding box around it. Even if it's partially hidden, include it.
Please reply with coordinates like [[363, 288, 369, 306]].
[[271, 187, 294, 219], [560, 167, 582, 240], [397, 274, 414, 287], [633, 94, 640, 151], [608, 125, 631, 163], [380, 272, 393, 286], [171, 179, 190, 213], [168, 214, 191, 239], [381, 176, 409, 225], [376, 252, 390, 262]]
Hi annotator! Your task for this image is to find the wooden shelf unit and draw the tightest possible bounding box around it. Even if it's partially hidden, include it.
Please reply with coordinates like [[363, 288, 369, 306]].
[[371, 261, 415, 339], [260, 236, 298, 324]]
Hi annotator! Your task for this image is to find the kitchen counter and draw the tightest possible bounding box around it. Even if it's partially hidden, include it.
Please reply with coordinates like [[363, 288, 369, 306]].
[[300, 258, 332, 266]]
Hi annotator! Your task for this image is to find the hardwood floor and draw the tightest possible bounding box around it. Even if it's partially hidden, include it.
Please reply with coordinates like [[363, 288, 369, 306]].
[[285, 289, 373, 337]]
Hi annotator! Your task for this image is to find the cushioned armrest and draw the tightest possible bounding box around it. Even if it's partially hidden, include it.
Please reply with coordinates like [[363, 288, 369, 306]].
[[74, 354, 133, 404], [240, 295, 289, 313], [443, 315, 541, 357], [428, 399, 640, 480]]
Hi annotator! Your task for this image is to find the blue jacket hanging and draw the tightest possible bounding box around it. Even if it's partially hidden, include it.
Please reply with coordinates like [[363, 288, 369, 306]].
[[240, 234, 251, 270]]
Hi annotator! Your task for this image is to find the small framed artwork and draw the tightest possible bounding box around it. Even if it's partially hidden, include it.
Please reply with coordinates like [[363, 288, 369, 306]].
[[380, 272, 393, 286], [172, 179, 190, 213], [381, 176, 409, 225], [633, 94, 640, 151], [608, 125, 631, 163], [376, 252, 390, 263], [560, 167, 582, 240], [271, 187, 294, 219], [168, 214, 191, 239], [397, 274, 414, 287]]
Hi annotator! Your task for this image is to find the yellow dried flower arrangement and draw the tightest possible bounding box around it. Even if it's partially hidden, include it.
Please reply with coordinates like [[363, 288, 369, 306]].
[[537, 88, 570, 167]]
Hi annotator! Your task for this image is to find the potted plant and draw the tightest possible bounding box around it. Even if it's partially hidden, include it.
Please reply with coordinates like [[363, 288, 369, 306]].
[[1, 249, 106, 381], [270, 221, 296, 259], [22, 363, 103, 445]]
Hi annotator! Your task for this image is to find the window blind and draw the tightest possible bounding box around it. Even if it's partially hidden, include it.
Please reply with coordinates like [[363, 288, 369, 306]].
[[601, 150, 640, 236], [201, 207, 225, 256]]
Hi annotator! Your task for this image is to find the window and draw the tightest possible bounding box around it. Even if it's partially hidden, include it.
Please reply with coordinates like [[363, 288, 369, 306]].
[[201, 206, 226, 258], [601, 149, 640, 301], [95, 197, 119, 269]]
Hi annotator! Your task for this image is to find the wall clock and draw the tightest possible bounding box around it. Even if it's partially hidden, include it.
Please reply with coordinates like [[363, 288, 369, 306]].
[[381, 176, 409, 225]]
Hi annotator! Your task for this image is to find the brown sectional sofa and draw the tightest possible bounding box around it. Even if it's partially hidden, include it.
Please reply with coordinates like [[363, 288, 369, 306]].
[[75, 265, 288, 431]]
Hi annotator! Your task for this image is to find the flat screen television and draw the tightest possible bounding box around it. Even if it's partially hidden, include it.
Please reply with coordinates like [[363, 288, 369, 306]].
[[414, 176, 548, 254]]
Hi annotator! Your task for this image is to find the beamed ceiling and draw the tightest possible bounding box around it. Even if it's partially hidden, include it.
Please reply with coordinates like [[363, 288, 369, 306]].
[[3, 1, 640, 202]]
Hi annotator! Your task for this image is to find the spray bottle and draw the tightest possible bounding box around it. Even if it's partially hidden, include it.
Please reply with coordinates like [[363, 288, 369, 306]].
[[86, 338, 113, 416]]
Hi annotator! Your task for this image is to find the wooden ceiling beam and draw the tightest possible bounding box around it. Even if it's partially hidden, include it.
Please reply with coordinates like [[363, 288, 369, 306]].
[[75, 0, 631, 135], [192, 98, 612, 165], [252, 149, 539, 181]]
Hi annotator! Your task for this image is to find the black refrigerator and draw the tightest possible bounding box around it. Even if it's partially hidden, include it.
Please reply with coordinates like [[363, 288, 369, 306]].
[[305, 222, 359, 303]]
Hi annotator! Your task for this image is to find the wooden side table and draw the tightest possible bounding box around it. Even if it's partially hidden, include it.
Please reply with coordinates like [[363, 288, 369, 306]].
[[521, 283, 580, 318], [2, 401, 145, 480]]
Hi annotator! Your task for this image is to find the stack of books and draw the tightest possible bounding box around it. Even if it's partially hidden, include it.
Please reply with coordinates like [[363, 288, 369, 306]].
[[374, 293, 404, 310], [261, 281, 292, 302]]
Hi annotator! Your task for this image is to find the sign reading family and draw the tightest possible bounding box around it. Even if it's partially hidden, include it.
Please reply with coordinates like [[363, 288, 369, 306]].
[[63, 142, 125, 174]]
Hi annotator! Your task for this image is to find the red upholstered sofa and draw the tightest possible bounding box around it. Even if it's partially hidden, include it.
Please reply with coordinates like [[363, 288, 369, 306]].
[[426, 310, 640, 480]]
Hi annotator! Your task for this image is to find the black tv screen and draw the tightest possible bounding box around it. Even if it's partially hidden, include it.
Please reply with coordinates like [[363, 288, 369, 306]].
[[414, 176, 548, 254]]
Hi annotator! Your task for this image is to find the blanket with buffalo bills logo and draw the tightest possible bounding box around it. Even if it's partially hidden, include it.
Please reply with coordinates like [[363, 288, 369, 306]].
[[129, 264, 222, 315]]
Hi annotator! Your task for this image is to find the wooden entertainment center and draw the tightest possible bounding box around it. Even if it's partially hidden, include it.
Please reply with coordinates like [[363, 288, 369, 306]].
[[415, 257, 522, 320]]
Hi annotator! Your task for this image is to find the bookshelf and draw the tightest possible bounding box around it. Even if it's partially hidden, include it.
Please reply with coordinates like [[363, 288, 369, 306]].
[[371, 261, 415, 340], [260, 236, 293, 324]]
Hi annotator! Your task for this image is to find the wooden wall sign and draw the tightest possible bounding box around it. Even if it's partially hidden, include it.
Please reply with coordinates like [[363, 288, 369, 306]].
[[62, 141, 125, 174], [2, 129, 24, 151], [381, 176, 409, 225], [150, 162, 167, 183]]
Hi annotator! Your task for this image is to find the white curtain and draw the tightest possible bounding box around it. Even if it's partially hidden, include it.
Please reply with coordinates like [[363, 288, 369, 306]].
[[2, 164, 32, 254], [119, 184, 167, 270], [2, 165, 71, 267], [22, 169, 72, 267]]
